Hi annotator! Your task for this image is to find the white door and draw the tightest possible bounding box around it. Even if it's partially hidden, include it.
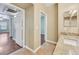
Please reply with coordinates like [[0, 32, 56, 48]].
[[14, 11, 23, 47]]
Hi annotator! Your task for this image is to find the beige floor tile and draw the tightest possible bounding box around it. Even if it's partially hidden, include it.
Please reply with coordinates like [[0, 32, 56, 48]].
[[10, 48, 34, 55], [36, 42, 56, 55], [10, 42, 56, 55]]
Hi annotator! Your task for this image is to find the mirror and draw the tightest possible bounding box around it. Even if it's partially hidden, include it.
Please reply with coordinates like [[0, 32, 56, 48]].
[[63, 10, 77, 27], [70, 10, 77, 27]]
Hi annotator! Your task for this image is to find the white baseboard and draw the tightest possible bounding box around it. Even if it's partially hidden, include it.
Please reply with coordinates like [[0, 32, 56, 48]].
[[26, 40, 57, 53], [10, 40, 57, 54], [26, 46, 42, 53], [34, 42, 47, 53], [25, 46, 35, 53], [34, 45, 41, 53], [13, 38, 23, 47], [46, 40, 57, 44]]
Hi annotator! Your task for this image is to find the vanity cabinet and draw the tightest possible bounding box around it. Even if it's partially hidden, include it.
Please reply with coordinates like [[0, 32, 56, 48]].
[[54, 9, 79, 55]]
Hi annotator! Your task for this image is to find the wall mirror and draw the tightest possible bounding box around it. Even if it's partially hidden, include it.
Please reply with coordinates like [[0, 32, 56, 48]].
[[63, 10, 77, 27]]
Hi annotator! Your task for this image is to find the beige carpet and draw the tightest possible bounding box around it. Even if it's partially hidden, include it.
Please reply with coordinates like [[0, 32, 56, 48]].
[[10, 42, 56, 55]]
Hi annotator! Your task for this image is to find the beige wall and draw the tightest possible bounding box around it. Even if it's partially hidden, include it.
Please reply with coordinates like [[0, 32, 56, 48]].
[[34, 4, 58, 49], [48, 4, 58, 42], [34, 4, 49, 49], [12, 3, 58, 50], [25, 5, 34, 49]]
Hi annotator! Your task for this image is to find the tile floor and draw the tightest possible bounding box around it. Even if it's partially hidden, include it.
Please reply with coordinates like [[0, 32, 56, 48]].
[[10, 42, 56, 55], [0, 33, 21, 55]]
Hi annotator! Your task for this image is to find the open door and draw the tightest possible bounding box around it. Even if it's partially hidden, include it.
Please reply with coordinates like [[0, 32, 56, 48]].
[[13, 11, 23, 47], [40, 12, 47, 45], [3, 4, 25, 47]]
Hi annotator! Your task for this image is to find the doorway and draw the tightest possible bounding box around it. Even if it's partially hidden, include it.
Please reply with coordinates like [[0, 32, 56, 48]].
[[40, 11, 47, 45], [0, 3, 25, 54], [5, 3, 25, 47]]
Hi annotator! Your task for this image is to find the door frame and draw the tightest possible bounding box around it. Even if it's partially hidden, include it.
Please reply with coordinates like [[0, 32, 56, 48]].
[[39, 10, 47, 45], [3, 3, 26, 48]]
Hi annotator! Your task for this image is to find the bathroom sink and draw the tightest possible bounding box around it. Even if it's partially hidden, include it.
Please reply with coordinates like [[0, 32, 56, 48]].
[[64, 39, 77, 46], [68, 50, 79, 55]]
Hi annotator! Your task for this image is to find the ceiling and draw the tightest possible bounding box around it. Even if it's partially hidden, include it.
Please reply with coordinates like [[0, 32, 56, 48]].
[[43, 3, 56, 7], [12, 3, 56, 9], [12, 3, 33, 9]]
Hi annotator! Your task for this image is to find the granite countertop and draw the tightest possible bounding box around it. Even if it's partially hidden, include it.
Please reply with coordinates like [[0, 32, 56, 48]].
[[53, 35, 79, 55]]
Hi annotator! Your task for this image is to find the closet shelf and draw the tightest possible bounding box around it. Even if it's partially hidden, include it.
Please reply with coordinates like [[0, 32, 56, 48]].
[[61, 32, 79, 36]]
